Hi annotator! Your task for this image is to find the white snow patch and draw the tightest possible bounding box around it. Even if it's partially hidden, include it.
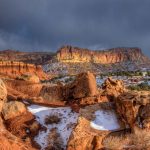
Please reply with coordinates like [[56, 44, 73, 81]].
[[28, 105, 79, 150], [90, 110, 120, 131]]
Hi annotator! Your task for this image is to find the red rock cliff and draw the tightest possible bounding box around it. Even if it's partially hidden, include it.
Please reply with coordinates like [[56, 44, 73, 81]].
[[57, 45, 148, 64], [0, 61, 47, 79]]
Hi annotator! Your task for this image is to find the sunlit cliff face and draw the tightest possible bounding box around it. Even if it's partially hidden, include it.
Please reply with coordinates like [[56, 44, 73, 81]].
[[57, 46, 148, 64]]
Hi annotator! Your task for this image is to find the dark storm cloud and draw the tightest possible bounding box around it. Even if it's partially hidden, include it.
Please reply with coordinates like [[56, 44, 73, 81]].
[[0, 0, 150, 56]]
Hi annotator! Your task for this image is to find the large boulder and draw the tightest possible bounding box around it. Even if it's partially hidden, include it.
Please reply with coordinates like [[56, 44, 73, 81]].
[[0, 79, 7, 111], [72, 72, 98, 99], [64, 72, 98, 100], [2, 101, 27, 120]]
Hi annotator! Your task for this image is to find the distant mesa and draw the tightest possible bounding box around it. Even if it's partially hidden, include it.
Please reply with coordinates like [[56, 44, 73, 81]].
[[0, 45, 149, 65], [56, 45, 149, 64]]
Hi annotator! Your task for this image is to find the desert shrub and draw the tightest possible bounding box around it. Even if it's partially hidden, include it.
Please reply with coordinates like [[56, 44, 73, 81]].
[[64, 77, 74, 83], [45, 114, 61, 125], [128, 82, 150, 91], [45, 128, 64, 150]]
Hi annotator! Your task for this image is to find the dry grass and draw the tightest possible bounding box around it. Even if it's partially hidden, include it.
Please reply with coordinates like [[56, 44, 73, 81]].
[[103, 136, 127, 150], [45, 114, 61, 125], [128, 129, 150, 150], [103, 129, 150, 150]]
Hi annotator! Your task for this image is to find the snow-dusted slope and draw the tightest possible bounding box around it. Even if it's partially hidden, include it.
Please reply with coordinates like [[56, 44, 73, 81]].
[[28, 105, 79, 150], [90, 110, 120, 131]]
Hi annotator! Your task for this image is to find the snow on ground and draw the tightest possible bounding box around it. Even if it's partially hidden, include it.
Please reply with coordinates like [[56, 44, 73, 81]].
[[90, 110, 120, 131], [96, 77, 104, 86], [28, 105, 79, 150]]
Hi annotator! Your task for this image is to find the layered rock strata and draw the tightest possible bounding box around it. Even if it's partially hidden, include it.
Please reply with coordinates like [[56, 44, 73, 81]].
[[0, 61, 47, 79]]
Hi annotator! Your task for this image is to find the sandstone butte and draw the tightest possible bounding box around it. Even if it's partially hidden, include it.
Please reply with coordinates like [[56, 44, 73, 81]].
[[0, 61, 47, 79], [56, 45, 149, 64]]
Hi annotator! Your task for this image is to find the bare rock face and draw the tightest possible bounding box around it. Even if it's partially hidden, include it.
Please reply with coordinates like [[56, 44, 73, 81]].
[[40, 84, 64, 102], [116, 91, 150, 129], [0, 79, 7, 112], [102, 77, 125, 100], [57, 45, 148, 64], [2, 101, 27, 120], [0, 61, 47, 79]]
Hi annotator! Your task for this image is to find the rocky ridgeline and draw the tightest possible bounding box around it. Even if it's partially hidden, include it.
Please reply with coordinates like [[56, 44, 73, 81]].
[[0, 61, 47, 79], [57, 45, 149, 64], [0, 46, 149, 66], [0, 49, 54, 65]]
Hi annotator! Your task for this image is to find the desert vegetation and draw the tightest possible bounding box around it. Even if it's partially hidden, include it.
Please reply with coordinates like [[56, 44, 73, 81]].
[[45, 128, 64, 150], [45, 114, 61, 125], [128, 82, 150, 91], [103, 129, 150, 150]]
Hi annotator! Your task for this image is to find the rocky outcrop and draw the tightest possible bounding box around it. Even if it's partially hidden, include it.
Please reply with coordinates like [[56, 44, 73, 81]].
[[0, 61, 47, 79], [0, 79, 7, 112], [40, 72, 98, 105], [64, 72, 98, 100], [5, 79, 43, 98], [2, 101, 27, 120], [115, 91, 150, 129], [67, 104, 114, 150], [0, 126, 36, 150], [0, 113, 36, 150], [102, 77, 125, 100], [57, 45, 149, 64]]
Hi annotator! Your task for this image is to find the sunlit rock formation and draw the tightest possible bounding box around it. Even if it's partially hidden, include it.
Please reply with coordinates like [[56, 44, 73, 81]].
[[57, 45, 148, 64]]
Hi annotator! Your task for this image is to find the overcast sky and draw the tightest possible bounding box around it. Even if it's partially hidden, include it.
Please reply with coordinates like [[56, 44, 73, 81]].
[[0, 0, 150, 56]]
